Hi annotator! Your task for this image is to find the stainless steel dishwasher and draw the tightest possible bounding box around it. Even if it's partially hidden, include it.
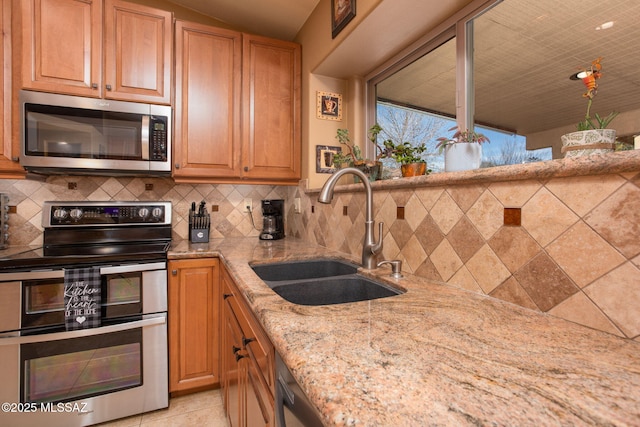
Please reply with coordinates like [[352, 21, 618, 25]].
[[275, 353, 325, 427]]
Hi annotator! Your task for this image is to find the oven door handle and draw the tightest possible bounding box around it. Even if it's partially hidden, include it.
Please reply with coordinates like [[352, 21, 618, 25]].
[[0, 314, 166, 345], [100, 261, 166, 275], [0, 262, 166, 281]]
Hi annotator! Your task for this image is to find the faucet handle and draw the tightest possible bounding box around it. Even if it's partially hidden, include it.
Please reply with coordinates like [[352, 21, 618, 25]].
[[377, 259, 403, 278]]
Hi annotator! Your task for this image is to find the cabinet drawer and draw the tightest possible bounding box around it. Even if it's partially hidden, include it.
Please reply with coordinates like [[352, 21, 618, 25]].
[[225, 278, 274, 392]]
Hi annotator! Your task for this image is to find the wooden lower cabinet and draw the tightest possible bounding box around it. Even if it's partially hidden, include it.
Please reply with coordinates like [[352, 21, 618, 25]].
[[168, 258, 220, 393], [221, 264, 275, 427]]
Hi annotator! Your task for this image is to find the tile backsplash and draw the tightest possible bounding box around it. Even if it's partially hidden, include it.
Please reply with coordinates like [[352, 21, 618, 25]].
[[4, 170, 639, 341], [287, 172, 640, 341], [0, 175, 287, 247]]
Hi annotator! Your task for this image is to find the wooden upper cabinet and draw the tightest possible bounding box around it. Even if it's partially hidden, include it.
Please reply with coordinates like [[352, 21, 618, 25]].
[[21, 0, 102, 97], [241, 34, 301, 182], [103, 0, 172, 104], [173, 21, 242, 180], [173, 25, 301, 184], [1, 0, 24, 177], [21, 0, 172, 104]]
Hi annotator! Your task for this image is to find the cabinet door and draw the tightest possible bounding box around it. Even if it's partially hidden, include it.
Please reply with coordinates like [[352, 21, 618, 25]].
[[168, 258, 220, 393], [173, 21, 242, 180], [223, 296, 244, 427], [103, 0, 172, 104], [0, 0, 23, 177], [241, 34, 301, 182], [21, 0, 102, 97]]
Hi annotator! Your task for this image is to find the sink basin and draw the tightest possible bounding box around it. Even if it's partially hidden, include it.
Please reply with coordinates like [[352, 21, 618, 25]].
[[251, 258, 358, 282], [252, 258, 403, 306], [271, 276, 401, 306]]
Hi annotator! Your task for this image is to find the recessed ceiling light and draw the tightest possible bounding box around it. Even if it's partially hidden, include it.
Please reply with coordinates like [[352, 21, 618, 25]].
[[595, 21, 614, 30]]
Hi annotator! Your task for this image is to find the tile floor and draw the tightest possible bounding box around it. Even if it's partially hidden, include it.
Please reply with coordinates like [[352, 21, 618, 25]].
[[95, 389, 229, 427]]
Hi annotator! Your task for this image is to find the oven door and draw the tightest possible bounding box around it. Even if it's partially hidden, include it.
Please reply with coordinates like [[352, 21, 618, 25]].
[[0, 261, 167, 334], [0, 314, 168, 427]]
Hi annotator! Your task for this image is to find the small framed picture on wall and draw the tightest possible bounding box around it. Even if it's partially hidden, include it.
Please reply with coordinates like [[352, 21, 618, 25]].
[[331, 0, 356, 38], [316, 91, 342, 121], [316, 145, 342, 173]]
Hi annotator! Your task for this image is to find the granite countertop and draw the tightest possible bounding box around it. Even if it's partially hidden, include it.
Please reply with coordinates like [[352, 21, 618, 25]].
[[169, 237, 640, 426]]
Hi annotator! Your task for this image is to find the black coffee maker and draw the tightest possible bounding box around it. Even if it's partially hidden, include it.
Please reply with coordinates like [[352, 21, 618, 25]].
[[259, 199, 285, 240]]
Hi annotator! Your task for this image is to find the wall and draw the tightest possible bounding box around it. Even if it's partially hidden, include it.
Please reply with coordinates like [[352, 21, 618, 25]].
[[0, 176, 287, 246], [287, 168, 640, 342]]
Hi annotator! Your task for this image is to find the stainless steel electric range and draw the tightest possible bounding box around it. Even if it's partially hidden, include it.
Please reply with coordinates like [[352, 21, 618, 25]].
[[0, 201, 172, 427]]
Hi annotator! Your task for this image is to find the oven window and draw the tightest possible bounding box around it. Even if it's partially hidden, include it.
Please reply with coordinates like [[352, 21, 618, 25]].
[[23, 272, 143, 329], [21, 328, 142, 403]]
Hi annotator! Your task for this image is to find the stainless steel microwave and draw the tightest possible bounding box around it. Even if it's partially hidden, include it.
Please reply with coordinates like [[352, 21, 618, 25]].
[[19, 91, 172, 176]]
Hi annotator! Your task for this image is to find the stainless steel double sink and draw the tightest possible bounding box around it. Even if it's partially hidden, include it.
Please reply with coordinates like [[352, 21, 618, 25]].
[[251, 258, 403, 306]]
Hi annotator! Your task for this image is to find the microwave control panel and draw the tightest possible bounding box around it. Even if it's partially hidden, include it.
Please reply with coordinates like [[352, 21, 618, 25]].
[[150, 117, 168, 161]]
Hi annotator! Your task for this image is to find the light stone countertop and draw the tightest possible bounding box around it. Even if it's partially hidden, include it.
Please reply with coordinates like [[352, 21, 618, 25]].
[[169, 237, 640, 426]]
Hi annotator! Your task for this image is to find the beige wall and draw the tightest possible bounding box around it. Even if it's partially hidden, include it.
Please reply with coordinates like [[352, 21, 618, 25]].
[[295, 0, 478, 188]]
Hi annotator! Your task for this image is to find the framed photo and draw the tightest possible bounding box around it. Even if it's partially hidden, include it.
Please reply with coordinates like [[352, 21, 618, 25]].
[[331, 0, 356, 39], [316, 145, 342, 173], [316, 91, 342, 121]]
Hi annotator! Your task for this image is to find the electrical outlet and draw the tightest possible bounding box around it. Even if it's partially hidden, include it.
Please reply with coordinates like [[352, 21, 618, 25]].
[[243, 198, 252, 212]]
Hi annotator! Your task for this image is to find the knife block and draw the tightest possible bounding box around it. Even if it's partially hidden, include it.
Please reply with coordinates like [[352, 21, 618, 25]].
[[189, 214, 210, 243]]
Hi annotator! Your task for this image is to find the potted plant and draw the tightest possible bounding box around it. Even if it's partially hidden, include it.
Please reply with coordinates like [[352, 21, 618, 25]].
[[436, 126, 490, 172], [332, 127, 382, 182], [381, 139, 428, 177], [562, 57, 618, 158]]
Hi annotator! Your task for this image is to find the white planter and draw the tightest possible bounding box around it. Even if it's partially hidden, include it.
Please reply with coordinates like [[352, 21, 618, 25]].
[[561, 129, 616, 158], [444, 143, 482, 172]]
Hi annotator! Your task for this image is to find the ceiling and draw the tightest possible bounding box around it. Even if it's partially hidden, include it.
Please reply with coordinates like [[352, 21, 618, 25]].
[[376, 0, 640, 138], [166, 0, 320, 40]]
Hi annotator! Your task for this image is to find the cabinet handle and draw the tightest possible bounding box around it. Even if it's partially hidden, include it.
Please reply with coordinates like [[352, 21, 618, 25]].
[[244, 166, 249, 172], [106, 84, 112, 91], [232, 345, 241, 354], [235, 353, 245, 362], [243, 337, 255, 346], [175, 164, 181, 169], [91, 83, 98, 89], [171, 270, 177, 275], [223, 293, 233, 299]]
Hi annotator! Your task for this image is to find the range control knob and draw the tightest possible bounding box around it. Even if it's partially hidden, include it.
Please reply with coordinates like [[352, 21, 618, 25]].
[[69, 208, 83, 220], [152, 207, 163, 218], [53, 208, 68, 219], [138, 207, 150, 218]]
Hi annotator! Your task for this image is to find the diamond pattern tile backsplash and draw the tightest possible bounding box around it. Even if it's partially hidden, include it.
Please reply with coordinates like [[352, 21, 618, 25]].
[[0, 175, 287, 247], [2, 171, 639, 341], [287, 172, 640, 341]]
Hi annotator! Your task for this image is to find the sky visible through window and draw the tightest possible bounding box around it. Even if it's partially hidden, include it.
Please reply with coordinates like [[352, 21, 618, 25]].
[[376, 102, 552, 173]]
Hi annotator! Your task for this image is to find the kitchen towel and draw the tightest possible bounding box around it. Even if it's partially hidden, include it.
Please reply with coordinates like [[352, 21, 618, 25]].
[[64, 267, 102, 331]]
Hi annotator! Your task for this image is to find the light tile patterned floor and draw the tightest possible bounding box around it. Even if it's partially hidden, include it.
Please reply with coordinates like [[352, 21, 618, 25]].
[[94, 389, 229, 427]]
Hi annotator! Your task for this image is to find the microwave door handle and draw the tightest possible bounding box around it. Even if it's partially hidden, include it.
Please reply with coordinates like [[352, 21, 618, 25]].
[[0, 315, 166, 346], [141, 115, 150, 160]]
